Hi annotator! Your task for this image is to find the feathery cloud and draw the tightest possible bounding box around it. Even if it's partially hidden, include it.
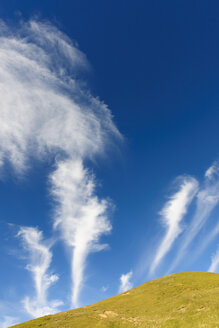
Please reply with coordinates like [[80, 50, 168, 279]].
[[205, 162, 219, 180], [0, 20, 120, 174], [186, 164, 219, 246], [119, 271, 133, 293], [18, 227, 62, 317], [0, 316, 18, 328], [150, 176, 198, 273], [193, 221, 219, 259], [50, 159, 112, 307], [101, 285, 109, 292], [0, 19, 120, 311], [208, 245, 219, 273], [170, 163, 219, 271]]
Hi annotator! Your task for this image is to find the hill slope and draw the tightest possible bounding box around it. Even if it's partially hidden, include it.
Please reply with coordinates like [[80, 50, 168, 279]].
[[11, 271, 219, 328]]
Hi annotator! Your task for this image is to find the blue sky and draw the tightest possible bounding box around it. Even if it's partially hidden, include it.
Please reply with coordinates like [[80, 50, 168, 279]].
[[1, 1, 219, 326]]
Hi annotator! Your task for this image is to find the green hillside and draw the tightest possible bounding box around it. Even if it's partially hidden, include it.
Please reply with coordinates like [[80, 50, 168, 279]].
[[11, 271, 219, 328]]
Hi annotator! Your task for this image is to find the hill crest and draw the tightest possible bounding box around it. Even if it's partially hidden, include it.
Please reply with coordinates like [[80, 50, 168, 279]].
[[11, 271, 219, 328]]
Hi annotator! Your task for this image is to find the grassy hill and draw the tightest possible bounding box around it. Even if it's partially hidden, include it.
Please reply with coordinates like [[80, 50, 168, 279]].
[[11, 271, 219, 328]]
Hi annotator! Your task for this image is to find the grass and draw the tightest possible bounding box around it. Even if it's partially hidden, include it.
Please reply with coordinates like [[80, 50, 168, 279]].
[[11, 271, 219, 327]]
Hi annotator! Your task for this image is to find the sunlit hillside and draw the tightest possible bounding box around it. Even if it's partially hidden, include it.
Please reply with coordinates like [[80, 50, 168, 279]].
[[11, 271, 219, 328]]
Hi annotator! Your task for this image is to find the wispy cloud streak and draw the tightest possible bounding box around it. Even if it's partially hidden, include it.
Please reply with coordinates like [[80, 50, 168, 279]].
[[50, 159, 112, 307], [208, 245, 219, 273], [0, 20, 120, 173], [170, 163, 219, 271], [193, 221, 219, 258], [0, 316, 18, 328], [119, 271, 133, 293], [185, 164, 219, 247], [0, 19, 120, 312], [18, 227, 62, 317], [150, 176, 198, 273]]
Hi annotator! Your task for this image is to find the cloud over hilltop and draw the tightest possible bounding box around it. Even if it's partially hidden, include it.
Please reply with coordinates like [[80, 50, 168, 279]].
[[119, 271, 133, 293]]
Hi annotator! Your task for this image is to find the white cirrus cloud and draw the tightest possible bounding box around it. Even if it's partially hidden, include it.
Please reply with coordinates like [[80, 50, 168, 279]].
[[0, 316, 18, 328], [0, 20, 120, 173], [18, 226, 62, 318], [150, 176, 199, 274], [101, 285, 109, 292], [50, 159, 112, 307], [205, 162, 219, 180], [0, 19, 121, 312], [119, 271, 133, 293], [192, 221, 219, 260], [170, 163, 219, 271], [208, 246, 219, 273]]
